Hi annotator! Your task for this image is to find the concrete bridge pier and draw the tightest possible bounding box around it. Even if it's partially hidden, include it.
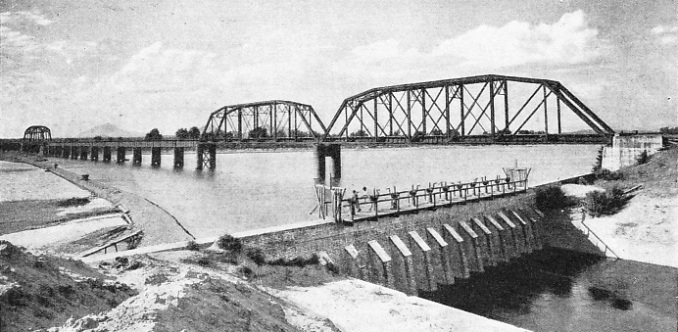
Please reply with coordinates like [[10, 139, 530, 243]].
[[173, 147, 184, 168], [388, 235, 417, 296], [116, 147, 126, 163], [197, 143, 216, 170], [133, 148, 142, 165], [79, 147, 88, 160], [316, 144, 341, 181], [61, 146, 69, 158], [151, 147, 161, 167], [70, 146, 78, 160], [408, 230, 436, 292], [367, 240, 395, 289], [427, 227, 455, 284], [442, 224, 471, 278], [103, 147, 111, 162], [90, 146, 99, 161]]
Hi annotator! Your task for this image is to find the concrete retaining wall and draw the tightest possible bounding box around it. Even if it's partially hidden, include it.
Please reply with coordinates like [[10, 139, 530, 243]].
[[602, 134, 663, 171]]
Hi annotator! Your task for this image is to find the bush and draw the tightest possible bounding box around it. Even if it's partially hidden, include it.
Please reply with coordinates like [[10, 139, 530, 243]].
[[636, 151, 649, 164], [592, 146, 604, 172], [268, 254, 319, 267], [237, 266, 255, 278], [217, 234, 243, 253], [535, 185, 568, 210], [245, 247, 267, 266], [595, 169, 623, 181], [583, 186, 626, 217], [186, 240, 200, 251]]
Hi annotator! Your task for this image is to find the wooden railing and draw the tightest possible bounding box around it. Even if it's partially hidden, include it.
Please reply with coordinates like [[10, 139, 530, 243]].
[[319, 176, 529, 223]]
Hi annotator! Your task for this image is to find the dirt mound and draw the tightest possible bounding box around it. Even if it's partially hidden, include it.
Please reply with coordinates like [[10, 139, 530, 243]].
[[0, 241, 136, 332], [50, 270, 301, 332]]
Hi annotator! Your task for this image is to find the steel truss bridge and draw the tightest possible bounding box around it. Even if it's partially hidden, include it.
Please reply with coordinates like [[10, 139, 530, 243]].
[[5, 75, 621, 171], [322, 74, 614, 144]]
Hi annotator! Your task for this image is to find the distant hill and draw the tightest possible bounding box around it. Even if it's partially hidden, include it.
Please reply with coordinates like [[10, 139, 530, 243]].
[[76, 123, 143, 138]]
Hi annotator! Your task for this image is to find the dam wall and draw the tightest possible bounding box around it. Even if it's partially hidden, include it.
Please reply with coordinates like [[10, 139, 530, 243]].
[[236, 193, 542, 294]]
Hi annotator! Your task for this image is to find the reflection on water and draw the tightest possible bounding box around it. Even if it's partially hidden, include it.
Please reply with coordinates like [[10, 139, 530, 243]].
[[45, 145, 599, 238], [421, 248, 678, 332]]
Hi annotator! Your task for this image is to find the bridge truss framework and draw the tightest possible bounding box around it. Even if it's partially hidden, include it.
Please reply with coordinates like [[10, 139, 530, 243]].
[[323, 74, 615, 143], [202, 100, 327, 141]]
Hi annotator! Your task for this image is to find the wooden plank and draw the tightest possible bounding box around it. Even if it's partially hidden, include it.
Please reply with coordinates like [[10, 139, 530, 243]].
[[368, 240, 391, 263], [497, 211, 516, 228], [443, 224, 465, 243], [408, 231, 431, 252], [389, 235, 412, 257], [427, 227, 449, 247], [472, 217, 492, 235], [458, 221, 479, 239], [510, 210, 528, 225], [345, 244, 359, 259], [485, 215, 504, 231]]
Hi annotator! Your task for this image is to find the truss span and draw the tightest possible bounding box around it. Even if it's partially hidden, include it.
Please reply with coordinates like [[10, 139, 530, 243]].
[[23, 125, 52, 141], [323, 74, 615, 142], [203, 100, 327, 141]]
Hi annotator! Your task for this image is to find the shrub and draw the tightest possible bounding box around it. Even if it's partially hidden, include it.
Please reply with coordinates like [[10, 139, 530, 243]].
[[595, 169, 623, 181], [186, 240, 200, 251], [592, 146, 604, 172], [237, 266, 255, 278], [534, 185, 567, 210], [245, 247, 267, 266], [636, 151, 649, 165], [268, 254, 319, 267], [217, 234, 243, 253], [583, 186, 626, 217]]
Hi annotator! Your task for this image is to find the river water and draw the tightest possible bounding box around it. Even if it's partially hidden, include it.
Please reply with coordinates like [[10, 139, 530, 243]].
[[44, 145, 598, 238], [421, 247, 677, 332]]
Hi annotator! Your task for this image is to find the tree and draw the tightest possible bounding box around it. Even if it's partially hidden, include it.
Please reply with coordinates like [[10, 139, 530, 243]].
[[431, 129, 444, 136], [188, 126, 201, 139], [350, 129, 368, 137], [249, 126, 268, 139], [175, 128, 189, 139], [145, 128, 163, 140]]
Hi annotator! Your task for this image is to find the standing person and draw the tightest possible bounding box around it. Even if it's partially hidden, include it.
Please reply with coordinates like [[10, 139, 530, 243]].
[[351, 190, 361, 215]]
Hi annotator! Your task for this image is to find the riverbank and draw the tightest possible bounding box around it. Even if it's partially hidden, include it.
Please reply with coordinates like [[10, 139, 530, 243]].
[[0, 152, 194, 247], [560, 147, 678, 268]]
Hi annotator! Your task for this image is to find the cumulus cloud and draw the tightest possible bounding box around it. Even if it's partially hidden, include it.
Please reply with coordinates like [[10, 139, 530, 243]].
[[334, 10, 609, 85], [650, 25, 678, 45]]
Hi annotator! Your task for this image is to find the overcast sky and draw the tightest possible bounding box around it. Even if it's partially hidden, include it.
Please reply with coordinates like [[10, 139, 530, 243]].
[[1, 0, 676, 137]]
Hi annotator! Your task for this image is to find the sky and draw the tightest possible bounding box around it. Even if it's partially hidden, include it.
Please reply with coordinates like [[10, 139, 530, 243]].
[[1, 0, 676, 137]]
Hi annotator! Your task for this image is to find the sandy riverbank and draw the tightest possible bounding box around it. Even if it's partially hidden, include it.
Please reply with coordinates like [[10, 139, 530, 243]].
[[560, 147, 678, 268], [0, 152, 194, 247]]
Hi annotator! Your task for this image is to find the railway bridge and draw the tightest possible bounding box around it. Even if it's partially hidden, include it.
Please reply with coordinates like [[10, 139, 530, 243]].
[[4, 74, 617, 178]]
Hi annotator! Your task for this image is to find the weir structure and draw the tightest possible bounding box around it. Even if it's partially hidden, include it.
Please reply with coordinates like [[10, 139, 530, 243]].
[[236, 190, 546, 296]]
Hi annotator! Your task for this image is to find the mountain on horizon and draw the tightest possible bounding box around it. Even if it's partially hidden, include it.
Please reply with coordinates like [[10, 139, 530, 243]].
[[76, 123, 143, 138]]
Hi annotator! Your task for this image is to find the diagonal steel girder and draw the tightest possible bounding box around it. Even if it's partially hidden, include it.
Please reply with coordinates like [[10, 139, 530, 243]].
[[322, 74, 615, 140]]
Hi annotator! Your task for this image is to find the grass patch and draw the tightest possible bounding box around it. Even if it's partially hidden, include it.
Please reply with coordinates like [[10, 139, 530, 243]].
[[583, 186, 627, 217]]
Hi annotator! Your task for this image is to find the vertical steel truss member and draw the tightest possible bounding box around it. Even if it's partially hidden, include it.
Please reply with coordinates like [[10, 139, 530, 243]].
[[323, 74, 614, 142], [202, 100, 327, 141]]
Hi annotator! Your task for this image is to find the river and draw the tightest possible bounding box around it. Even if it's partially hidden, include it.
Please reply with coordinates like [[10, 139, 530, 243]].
[[45, 145, 599, 238]]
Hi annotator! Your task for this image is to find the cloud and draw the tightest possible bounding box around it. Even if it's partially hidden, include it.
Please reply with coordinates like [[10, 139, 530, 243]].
[[433, 10, 606, 67], [0, 11, 53, 26], [334, 10, 609, 84], [650, 25, 678, 45]]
